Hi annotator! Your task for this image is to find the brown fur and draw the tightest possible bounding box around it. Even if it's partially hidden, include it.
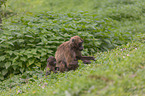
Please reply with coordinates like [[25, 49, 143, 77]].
[[69, 61, 79, 70], [58, 61, 67, 72], [55, 36, 84, 72], [45, 56, 57, 76]]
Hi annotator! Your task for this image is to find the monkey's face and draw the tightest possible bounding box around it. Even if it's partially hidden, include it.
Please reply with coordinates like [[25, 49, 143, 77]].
[[47, 57, 56, 65], [71, 36, 84, 51]]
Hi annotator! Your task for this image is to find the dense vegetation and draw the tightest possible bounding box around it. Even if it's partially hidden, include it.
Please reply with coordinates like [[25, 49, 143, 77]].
[[0, 0, 7, 28], [0, 0, 145, 95]]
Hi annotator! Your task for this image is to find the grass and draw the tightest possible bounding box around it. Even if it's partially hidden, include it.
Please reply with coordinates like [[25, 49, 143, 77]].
[[0, 0, 145, 95]]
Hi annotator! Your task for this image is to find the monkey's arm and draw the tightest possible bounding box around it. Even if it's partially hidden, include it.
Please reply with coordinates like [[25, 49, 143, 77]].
[[81, 56, 95, 60], [80, 56, 95, 64], [75, 50, 82, 60]]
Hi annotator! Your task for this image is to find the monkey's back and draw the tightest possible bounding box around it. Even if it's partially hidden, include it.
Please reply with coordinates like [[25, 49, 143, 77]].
[[55, 41, 70, 67]]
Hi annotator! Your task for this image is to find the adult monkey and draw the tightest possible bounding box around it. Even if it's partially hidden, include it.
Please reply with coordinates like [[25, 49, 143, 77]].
[[55, 36, 84, 72]]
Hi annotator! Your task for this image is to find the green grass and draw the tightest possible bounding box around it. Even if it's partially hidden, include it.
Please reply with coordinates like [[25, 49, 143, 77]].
[[2, 0, 114, 14], [0, 0, 145, 95]]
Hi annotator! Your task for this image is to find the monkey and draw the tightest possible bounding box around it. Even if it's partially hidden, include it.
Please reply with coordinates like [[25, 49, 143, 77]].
[[55, 36, 84, 72], [45, 56, 57, 76]]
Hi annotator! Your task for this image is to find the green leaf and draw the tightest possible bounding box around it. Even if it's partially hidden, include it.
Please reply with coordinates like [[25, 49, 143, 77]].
[[7, 51, 13, 55], [20, 68, 24, 73], [25, 35, 33, 38], [41, 58, 46, 62], [31, 49, 37, 54], [20, 57, 27, 61], [2, 69, 8, 75], [0, 75, 4, 80], [34, 53, 41, 58], [18, 62, 22, 67], [27, 54, 33, 58], [18, 39, 24, 43], [0, 62, 4, 67], [13, 56, 19, 63], [42, 37, 48, 44], [5, 62, 11, 69], [35, 62, 41, 67], [13, 65, 18, 70], [27, 59, 35, 67], [0, 56, 5, 61], [13, 52, 18, 55], [41, 52, 47, 56], [7, 42, 14, 46]]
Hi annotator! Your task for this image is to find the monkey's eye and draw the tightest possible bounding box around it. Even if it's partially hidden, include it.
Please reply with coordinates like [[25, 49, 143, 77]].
[[72, 39, 75, 42]]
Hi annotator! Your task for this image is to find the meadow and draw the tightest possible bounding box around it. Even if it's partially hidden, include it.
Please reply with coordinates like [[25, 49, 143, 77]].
[[0, 0, 145, 95]]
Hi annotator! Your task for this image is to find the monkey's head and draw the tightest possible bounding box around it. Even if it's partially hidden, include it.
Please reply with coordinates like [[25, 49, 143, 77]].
[[70, 36, 84, 51], [47, 56, 56, 65]]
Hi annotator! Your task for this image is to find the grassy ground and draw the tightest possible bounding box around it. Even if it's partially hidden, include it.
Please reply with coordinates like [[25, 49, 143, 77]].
[[0, 0, 145, 95]]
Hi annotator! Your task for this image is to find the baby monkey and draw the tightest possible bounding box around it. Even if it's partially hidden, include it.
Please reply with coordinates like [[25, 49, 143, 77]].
[[45, 56, 57, 76]]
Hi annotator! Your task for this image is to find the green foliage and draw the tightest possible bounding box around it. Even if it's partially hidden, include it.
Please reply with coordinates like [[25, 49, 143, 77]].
[[101, 5, 142, 21], [0, 67, 44, 90], [0, 0, 7, 7]]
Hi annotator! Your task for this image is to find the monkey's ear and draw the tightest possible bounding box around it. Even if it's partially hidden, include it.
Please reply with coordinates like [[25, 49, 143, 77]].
[[72, 39, 75, 42]]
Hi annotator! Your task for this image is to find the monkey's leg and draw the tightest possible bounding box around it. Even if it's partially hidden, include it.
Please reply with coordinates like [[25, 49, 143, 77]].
[[52, 67, 58, 73], [69, 61, 79, 70], [80, 56, 95, 64], [59, 62, 68, 72]]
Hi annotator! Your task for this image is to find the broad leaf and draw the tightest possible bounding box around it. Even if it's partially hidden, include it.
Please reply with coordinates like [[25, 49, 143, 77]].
[[20, 68, 24, 73], [0, 75, 4, 80], [13, 65, 18, 70], [20, 57, 27, 62], [0, 56, 5, 61], [2, 69, 8, 75], [35, 62, 41, 67], [27, 59, 35, 67], [5, 62, 11, 69]]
